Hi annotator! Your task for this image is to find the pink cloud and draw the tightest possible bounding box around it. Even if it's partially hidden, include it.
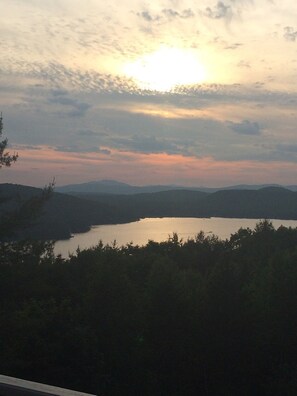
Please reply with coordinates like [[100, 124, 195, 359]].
[[1, 145, 297, 187]]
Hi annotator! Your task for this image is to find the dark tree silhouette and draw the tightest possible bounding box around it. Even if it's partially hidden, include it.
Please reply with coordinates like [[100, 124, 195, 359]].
[[0, 114, 53, 240], [0, 113, 18, 168]]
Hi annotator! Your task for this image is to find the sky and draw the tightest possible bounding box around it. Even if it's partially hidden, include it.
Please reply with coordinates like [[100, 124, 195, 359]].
[[1, 0, 297, 187]]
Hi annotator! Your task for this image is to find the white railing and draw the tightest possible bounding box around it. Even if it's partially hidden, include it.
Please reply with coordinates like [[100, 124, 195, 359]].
[[0, 375, 97, 396]]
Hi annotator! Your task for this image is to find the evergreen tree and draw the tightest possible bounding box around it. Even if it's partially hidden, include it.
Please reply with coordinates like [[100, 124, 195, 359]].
[[0, 113, 18, 168]]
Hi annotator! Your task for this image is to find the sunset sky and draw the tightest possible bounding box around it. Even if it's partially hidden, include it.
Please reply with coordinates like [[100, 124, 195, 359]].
[[1, 0, 297, 187]]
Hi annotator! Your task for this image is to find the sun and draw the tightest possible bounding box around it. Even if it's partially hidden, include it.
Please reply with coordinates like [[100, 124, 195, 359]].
[[123, 47, 207, 92]]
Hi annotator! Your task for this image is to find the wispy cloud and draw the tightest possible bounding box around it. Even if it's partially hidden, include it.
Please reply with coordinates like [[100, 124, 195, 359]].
[[237, 60, 251, 68], [137, 7, 195, 24], [284, 26, 297, 42], [110, 135, 190, 155], [137, 11, 160, 22], [226, 120, 261, 135], [162, 8, 195, 19], [3, 0, 297, 186], [54, 145, 111, 154], [205, 2, 232, 20], [5, 144, 297, 188], [48, 91, 92, 117], [224, 42, 243, 50]]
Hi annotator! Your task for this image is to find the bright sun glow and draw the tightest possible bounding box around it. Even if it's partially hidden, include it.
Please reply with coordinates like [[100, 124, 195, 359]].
[[123, 47, 207, 92]]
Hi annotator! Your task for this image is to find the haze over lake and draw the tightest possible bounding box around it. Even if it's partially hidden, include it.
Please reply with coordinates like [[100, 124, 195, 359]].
[[54, 217, 297, 257]]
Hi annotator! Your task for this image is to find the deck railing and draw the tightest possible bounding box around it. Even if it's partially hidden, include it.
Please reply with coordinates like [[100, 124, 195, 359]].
[[0, 375, 97, 396]]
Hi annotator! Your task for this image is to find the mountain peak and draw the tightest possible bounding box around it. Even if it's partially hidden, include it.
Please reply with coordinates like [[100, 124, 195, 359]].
[[99, 180, 131, 186]]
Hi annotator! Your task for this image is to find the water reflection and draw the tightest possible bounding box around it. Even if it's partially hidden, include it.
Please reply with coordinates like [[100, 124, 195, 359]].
[[54, 217, 297, 258]]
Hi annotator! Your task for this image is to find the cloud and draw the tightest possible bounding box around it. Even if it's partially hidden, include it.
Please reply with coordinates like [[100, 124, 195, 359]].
[[54, 145, 111, 154], [137, 7, 195, 23], [137, 11, 160, 22], [162, 8, 195, 19], [237, 60, 251, 68], [5, 57, 297, 111], [7, 60, 138, 93], [162, 9, 180, 18], [110, 135, 189, 155], [226, 120, 261, 135], [205, 2, 232, 19], [284, 26, 297, 42], [77, 129, 104, 137], [180, 9, 195, 18], [9, 144, 297, 188], [256, 143, 297, 162], [51, 89, 68, 97], [48, 91, 91, 117], [225, 42, 243, 50], [14, 144, 42, 151], [275, 143, 297, 153]]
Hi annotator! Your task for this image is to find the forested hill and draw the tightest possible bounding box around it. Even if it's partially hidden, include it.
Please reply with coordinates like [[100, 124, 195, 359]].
[[0, 184, 138, 240], [1, 183, 297, 240], [73, 186, 297, 219]]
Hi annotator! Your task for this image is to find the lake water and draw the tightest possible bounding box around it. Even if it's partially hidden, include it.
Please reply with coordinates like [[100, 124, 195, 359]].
[[54, 217, 297, 257]]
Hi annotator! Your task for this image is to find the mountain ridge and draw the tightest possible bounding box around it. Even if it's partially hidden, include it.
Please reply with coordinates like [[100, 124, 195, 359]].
[[2, 183, 297, 241], [56, 180, 297, 195]]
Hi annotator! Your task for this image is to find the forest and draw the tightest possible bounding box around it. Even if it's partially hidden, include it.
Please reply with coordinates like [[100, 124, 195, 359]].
[[2, 220, 297, 395]]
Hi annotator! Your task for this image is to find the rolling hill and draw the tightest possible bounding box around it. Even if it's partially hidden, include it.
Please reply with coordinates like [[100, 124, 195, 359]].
[[1, 183, 297, 240], [56, 179, 297, 195]]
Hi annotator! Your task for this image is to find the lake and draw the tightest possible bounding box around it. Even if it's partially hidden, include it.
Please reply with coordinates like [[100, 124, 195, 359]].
[[54, 217, 297, 257]]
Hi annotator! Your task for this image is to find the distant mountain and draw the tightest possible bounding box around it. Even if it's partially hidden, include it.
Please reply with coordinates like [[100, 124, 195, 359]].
[[2, 183, 297, 241], [56, 180, 297, 195], [56, 179, 185, 195]]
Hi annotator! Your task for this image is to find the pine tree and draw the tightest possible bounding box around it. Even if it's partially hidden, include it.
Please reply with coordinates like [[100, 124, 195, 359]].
[[0, 113, 18, 167]]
